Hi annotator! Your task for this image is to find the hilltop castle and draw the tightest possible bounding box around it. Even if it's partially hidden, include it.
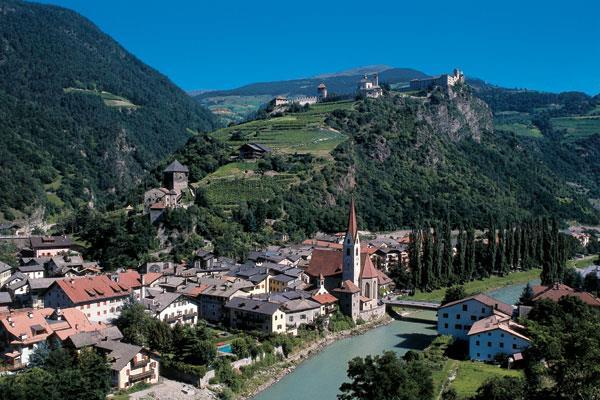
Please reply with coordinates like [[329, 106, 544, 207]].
[[273, 82, 328, 107], [358, 74, 383, 98], [409, 68, 465, 91]]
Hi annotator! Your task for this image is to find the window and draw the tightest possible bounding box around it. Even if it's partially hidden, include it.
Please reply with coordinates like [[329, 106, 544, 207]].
[[462, 304, 468, 311], [470, 315, 477, 321], [301, 314, 306, 320], [456, 314, 461, 319], [289, 316, 293, 321], [513, 344, 518, 349], [500, 342, 504, 348], [500, 333, 504, 337], [481, 307, 486, 313], [444, 323, 448, 329], [277, 325, 282, 330], [442, 313, 448, 318], [454, 324, 462, 329], [487, 342, 492, 347], [346, 249, 350, 256], [476, 340, 480, 346], [477, 353, 480, 357]]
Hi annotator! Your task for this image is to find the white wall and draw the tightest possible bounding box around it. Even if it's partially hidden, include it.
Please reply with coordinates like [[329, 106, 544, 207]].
[[437, 299, 499, 341], [469, 329, 530, 361]]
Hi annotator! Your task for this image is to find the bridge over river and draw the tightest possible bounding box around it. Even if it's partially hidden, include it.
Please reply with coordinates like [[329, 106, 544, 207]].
[[382, 297, 441, 310]]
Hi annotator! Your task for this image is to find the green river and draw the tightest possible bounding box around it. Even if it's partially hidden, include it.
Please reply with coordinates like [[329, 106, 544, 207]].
[[253, 279, 539, 400]]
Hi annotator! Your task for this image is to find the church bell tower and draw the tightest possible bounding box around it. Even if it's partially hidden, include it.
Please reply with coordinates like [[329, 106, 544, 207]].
[[342, 199, 361, 286]]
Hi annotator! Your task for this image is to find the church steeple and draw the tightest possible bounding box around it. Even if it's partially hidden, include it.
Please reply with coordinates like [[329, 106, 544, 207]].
[[342, 198, 361, 286], [347, 198, 358, 241]]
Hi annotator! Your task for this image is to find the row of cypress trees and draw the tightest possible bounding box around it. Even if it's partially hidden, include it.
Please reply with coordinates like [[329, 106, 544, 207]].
[[407, 217, 569, 291]]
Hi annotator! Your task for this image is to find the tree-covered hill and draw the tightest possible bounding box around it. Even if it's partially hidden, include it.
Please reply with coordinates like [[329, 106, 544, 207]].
[[175, 85, 599, 245], [0, 0, 219, 221]]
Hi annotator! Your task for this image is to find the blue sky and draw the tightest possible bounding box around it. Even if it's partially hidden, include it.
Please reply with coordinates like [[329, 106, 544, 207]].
[[37, 0, 599, 94]]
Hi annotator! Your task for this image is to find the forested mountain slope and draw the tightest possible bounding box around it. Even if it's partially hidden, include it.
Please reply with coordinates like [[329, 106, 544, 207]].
[[0, 0, 218, 221], [174, 84, 599, 247]]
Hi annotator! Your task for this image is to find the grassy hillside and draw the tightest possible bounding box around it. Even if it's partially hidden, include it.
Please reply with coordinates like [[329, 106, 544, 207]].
[[183, 101, 355, 209], [0, 0, 219, 221]]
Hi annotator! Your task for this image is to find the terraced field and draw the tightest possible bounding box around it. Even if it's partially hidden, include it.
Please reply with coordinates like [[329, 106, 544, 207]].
[[198, 101, 355, 209], [551, 115, 600, 141], [209, 101, 354, 157]]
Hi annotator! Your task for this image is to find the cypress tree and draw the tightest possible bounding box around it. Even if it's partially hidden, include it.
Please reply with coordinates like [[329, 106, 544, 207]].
[[409, 228, 422, 290], [433, 224, 443, 286], [513, 224, 521, 270], [455, 227, 467, 282], [466, 226, 476, 281], [443, 222, 454, 283], [487, 220, 497, 277]]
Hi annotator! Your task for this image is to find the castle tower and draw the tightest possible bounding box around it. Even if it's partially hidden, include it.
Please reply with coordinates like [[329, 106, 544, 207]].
[[163, 160, 189, 194], [342, 198, 361, 286], [317, 83, 328, 99]]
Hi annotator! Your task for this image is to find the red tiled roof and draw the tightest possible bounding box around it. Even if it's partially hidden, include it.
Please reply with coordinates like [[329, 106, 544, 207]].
[[311, 293, 338, 305], [306, 249, 343, 277], [143, 272, 163, 285], [333, 280, 361, 293], [360, 255, 378, 279], [468, 314, 530, 341], [440, 293, 513, 316], [117, 270, 142, 289], [531, 284, 600, 307], [54, 276, 131, 304]]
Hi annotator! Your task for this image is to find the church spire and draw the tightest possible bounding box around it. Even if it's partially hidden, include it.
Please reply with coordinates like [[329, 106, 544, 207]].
[[347, 198, 358, 240]]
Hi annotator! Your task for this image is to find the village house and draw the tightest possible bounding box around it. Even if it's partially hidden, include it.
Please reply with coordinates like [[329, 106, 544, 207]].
[[193, 249, 215, 270], [43, 276, 133, 323], [0, 262, 12, 287], [467, 314, 530, 361], [256, 291, 323, 330], [530, 283, 600, 307], [409, 68, 465, 91], [30, 236, 72, 257], [17, 264, 44, 279], [141, 289, 198, 326], [437, 294, 514, 341], [44, 254, 102, 277], [238, 143, 272, 160], [0, 307, 105, 369], [195, 278, 253, 322], [2, 272, 30, 306], [94, 340, 160, 389], [225, 297, 286, 334]]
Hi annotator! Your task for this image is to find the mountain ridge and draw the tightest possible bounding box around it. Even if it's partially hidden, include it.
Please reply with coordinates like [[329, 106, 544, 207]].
[[0, 0, 219, 221]]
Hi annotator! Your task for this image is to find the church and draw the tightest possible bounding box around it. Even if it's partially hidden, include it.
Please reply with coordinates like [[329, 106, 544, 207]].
[[306, 200, 388, 320]]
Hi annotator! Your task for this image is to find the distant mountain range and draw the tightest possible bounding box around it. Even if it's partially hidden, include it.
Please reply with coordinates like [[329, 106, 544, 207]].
[[192, 66, 430, 123]]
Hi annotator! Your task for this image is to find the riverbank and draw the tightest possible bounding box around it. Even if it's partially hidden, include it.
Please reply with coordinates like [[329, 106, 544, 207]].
[[239, 315, 393, 400], [406, 268, 542, 303]]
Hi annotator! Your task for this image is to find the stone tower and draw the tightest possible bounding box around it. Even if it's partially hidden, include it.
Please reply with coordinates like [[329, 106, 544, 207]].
[[163, 160, 189, 194], [317, 83, 328, 99], [342, 199, 361, 286]]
